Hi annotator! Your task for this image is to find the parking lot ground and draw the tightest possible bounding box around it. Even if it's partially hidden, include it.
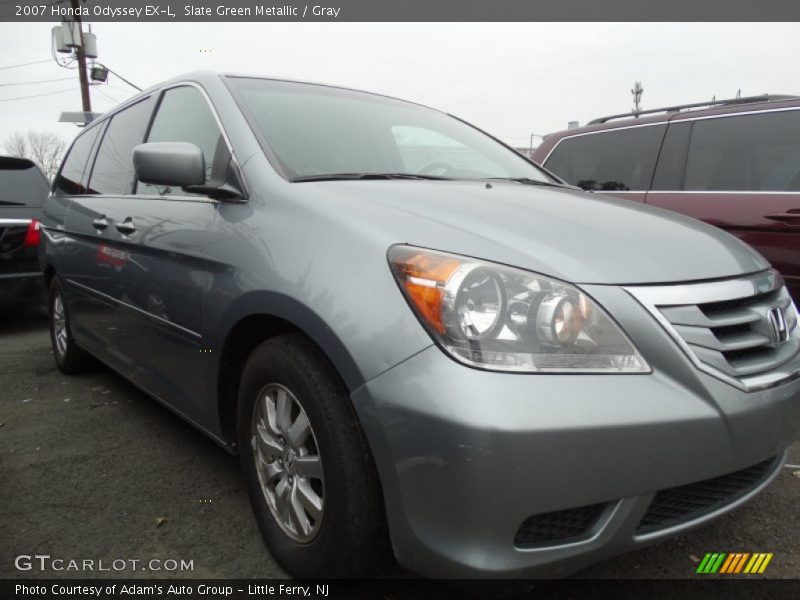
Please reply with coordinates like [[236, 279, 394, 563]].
[[1, 307, 798, 580]]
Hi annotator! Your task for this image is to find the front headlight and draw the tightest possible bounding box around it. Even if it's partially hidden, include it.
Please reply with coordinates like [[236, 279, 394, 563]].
[[388, 246, 650, 373]]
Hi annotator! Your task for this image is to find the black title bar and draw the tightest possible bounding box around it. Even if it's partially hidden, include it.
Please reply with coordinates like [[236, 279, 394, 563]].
[[4, 579, 800, 600], [4, 0, 800, 22]]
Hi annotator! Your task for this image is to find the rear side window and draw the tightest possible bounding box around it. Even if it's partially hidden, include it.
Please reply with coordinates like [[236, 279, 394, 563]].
[[684, 110, 800, 191], [87, 98, 152, 195], [53, 126, 101, 196], [651, 122, 692, 191], [137, 86, 223, 197], [545, 125, 666, 191], [0, 157, 50, 208]]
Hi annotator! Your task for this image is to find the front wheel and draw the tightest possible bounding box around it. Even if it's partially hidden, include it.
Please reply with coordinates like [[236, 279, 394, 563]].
[[237, 334, 390, 577]]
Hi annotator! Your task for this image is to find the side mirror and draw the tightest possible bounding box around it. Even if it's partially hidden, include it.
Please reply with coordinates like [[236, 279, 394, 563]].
[[133, 142, 205, 187]]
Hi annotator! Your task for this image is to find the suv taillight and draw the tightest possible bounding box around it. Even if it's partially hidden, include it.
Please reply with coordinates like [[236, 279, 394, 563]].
[[23, 219, 41, 247]]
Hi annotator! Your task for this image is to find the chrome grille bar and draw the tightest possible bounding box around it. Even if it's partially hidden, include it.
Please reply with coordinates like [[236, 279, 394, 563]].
[[625, 270, 800, 392]]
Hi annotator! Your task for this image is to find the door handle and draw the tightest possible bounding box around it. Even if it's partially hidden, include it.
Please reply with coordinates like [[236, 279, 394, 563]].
[[765, 212, 800, 225], [115, 218, 136, 235], [92, 216, 108, 230]]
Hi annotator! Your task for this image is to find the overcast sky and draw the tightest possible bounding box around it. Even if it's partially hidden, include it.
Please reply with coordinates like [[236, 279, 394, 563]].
[[1, 22, 798, 149]]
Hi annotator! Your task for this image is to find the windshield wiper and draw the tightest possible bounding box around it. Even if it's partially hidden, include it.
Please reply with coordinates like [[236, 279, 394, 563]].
[[487, 177, 569, 188], [291, 172, 453, 182]]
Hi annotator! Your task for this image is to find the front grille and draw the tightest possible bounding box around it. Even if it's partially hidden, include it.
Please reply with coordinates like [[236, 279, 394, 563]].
[[626, 272, 799, 387], [636, 457, 778, 535], [515, 503, 607, 547], [661, 287, 797, 379]]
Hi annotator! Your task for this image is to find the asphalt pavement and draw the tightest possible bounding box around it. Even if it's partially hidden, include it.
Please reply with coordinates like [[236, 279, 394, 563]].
[[1, 307, 798, 580]]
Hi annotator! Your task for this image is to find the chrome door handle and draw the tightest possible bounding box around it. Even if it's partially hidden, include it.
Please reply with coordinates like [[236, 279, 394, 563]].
[[115, 218, 136, 235], [92, 216, 108, 230]]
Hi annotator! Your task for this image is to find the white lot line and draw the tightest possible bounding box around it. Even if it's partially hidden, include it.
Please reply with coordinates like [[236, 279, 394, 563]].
[[784, 464, 800, 469]]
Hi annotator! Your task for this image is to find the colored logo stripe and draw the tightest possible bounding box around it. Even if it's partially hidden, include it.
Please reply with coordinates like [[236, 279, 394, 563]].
[[719, 553, 737, 573], [697, 553, 726, 573], [696, 552, 773, 574], [744, 553, 773, 574], [719, 553, 749, 573]]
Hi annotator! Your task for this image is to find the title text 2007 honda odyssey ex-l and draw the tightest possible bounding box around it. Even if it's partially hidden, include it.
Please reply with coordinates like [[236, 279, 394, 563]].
[[41, 72, 800, 579]]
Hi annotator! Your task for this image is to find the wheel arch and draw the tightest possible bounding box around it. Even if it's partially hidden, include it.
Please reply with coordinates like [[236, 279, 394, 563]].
[[212, 292, 365, 450], [42, 263, 56, 287]]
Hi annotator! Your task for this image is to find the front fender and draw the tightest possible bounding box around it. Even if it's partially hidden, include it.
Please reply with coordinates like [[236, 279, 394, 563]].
[[207, 290, 365, 392]]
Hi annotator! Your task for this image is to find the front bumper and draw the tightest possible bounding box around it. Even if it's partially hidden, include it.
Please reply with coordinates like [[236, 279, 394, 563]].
[[350, 284, 800, 579]]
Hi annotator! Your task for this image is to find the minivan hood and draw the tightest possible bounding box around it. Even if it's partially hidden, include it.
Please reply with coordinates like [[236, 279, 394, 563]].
[[311, 180, 768, 285]]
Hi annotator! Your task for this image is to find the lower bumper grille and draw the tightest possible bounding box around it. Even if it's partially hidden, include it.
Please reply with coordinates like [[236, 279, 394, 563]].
[[515, 503, 607, 547], [636, 456, 778, 535]]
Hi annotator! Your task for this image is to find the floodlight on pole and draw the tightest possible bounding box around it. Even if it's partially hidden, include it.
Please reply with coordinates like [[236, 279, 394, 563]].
[[90, 65, 108, 82]]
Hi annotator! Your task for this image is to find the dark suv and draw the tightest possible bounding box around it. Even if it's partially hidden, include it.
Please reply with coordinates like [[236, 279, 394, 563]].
[[533, 95, 800, 300], [0, 156, 49, 307]]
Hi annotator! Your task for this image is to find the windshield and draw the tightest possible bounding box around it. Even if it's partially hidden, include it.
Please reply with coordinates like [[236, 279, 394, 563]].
[[229, 77, 553, 183]]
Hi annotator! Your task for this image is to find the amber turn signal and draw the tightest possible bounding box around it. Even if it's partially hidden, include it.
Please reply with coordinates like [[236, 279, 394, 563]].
[[389, 248, 462, 334]]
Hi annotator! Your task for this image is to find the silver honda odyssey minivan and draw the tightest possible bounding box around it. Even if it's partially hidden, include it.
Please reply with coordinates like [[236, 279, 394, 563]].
[[41, 71, 800, 579]]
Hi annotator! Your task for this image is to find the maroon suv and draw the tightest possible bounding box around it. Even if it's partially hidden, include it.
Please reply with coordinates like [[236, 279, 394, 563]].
[[533, 95, 800, 300]]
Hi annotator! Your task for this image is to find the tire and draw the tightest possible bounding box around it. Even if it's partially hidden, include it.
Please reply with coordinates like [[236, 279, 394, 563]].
[[237, 333, 391, 578], [48, 276, 93, 374]]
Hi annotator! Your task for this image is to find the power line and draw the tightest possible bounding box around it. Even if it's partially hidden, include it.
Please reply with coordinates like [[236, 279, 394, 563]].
[[91, 86, 120, 105], [98, 64, 143, 91], [0, 77, 76, 87], [0, 87, 75, 102], [0, 59, 53, 71], [105, 84, 136, 96]]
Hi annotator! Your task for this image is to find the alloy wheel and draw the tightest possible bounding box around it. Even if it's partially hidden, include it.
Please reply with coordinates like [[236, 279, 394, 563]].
[[52, 292, 68, 358], [251, 383, 324, 543]]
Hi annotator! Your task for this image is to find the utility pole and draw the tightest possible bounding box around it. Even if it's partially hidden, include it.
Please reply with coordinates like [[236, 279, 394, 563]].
[[527, 133, 546, 158], [70, 0, 91, 113], [631, 81, 643, 116]]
